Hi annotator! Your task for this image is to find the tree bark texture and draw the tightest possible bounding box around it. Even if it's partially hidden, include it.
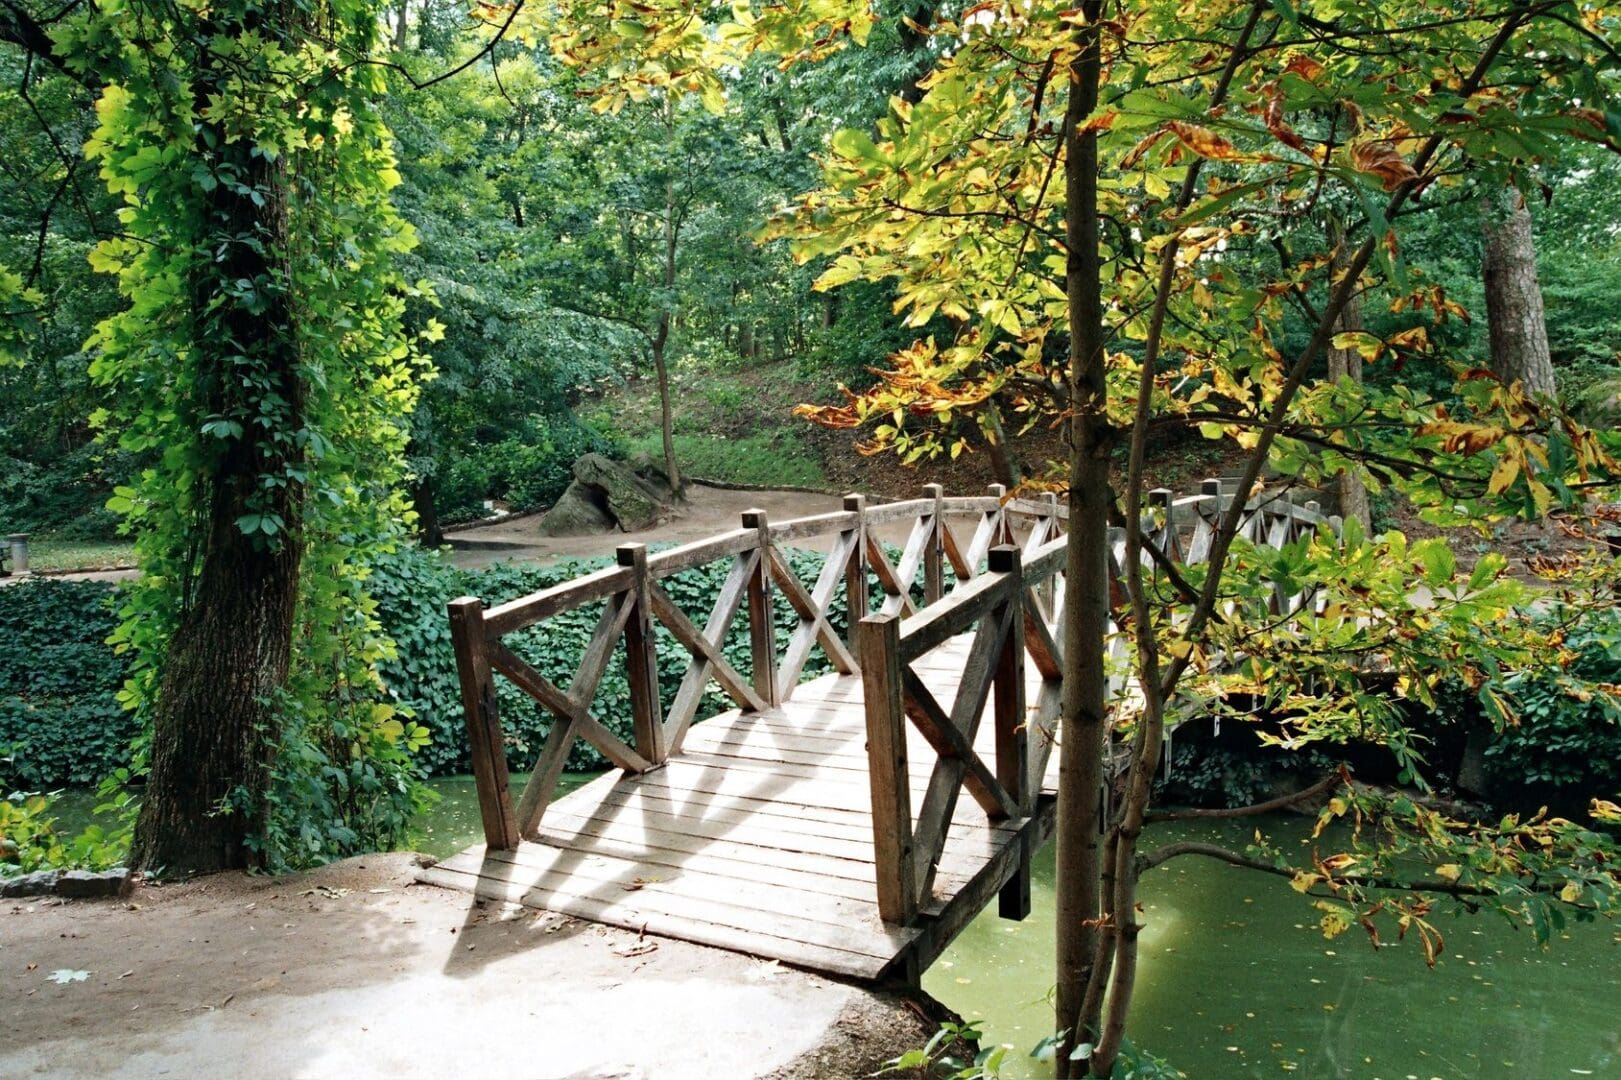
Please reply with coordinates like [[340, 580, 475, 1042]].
[[1054, 3, 1108, 1070], [1326, 229, 1371, 529], [130, 23, 304, 875], [1482, 185, 1555, 397]]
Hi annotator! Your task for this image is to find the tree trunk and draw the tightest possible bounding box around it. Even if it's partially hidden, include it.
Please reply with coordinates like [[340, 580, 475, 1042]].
[[656, 154, 683, 496], [1326, 226, 1371, 530], [131, 35, 303, 874], [413, 476, 443, 547], [1054, 4, 1109, 1071], [980, 401, 1021, 489], [1481, 185, 1555, 397]]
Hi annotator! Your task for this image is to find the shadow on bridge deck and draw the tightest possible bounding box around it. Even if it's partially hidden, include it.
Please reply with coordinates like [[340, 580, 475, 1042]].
[[421, 634, 1058, 985]]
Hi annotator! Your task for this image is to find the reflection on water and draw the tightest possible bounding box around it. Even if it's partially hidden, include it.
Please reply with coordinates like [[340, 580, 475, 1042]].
[[924, 817, 1621, 1079], [34, 785, 1619, 1077]]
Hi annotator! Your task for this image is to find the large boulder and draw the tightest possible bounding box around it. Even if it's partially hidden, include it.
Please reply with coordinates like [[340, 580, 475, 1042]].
[[573, 452, 672, 532], [539, 481, 615, 537]]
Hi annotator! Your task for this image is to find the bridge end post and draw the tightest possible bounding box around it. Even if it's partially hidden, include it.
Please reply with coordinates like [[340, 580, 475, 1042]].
[[448, 596, 520, 851], [742, 510, 780, 708], [617, 544, 668, 765], [860, 613, 917, 926]]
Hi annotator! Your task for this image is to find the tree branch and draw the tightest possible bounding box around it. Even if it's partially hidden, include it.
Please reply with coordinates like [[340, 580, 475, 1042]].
[[1145, 770, 1342, 823]]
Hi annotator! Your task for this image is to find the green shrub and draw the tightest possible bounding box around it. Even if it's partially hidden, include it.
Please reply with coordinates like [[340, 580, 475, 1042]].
[[0, 580, 136, 788], [436, 417, 614, 523], [437, 455, 493, 523], [1485, 609, 1621, 804]]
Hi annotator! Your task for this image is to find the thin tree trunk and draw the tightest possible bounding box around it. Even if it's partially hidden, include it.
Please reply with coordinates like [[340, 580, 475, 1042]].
[[981, 401, 1021, 489], [1326, 224, 1371, 529], [413, 476, 443, 547], [1482, 184, 1555, 397], [656, 153, 683, 495], [1054, 3, 1108, 1071], [392, 0, 408, 51], [131, 21, 303, 875]]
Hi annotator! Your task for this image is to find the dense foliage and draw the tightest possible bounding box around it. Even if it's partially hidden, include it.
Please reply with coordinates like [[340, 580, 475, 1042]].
[[0, 579, 132, 787]]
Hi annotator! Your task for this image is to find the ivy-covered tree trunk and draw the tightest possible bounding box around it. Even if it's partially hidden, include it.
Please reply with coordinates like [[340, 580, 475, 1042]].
[[130, 24, 304, 875], [1054, 4, 1108, 1070], [1482, 185, 1555, 397]]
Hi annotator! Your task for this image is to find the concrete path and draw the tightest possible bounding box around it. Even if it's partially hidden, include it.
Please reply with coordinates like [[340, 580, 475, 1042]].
[[1, 854, 900, 1079]]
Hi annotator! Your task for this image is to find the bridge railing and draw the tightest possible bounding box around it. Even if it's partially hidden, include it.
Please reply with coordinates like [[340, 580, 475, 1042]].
[[448, 484, 1053, 849], [447, 478, 1335, 856], [857, 481, 1339, 925]]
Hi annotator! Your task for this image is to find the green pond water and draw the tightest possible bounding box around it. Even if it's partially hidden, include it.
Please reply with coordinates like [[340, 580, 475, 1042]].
[[40, 781, 1621, 1077], [924, 819, 1621, 1079]]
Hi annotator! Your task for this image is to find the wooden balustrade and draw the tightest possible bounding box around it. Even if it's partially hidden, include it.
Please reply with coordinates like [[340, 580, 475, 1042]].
[[448, 478, 1338, 862]]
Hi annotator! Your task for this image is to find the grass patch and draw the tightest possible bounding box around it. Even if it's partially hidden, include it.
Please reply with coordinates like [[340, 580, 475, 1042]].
[[624, 430, 828, 489], [23, 540, 137, 573]]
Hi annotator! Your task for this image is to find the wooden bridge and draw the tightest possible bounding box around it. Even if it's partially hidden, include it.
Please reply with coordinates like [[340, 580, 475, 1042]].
[[420, 482, 1335, 984]]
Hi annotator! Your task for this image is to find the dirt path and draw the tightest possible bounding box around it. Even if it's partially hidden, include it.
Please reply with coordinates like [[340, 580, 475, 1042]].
[[446, 484, 870, 570], [1, 854, 936, 1079]]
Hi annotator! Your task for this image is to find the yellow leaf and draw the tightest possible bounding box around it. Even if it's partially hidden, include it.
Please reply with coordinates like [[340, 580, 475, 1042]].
[[1560, 881, 1582, 904], [1435, 863, 1461, 882]]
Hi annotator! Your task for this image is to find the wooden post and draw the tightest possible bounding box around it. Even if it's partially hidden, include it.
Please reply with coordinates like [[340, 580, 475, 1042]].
[[742, 509, 780, 708], [860, 613, 916, 925], [617, 544, 667, 764], [843, 494, 868, 655], [987, 483, 1008, 546], [988, 546, 1031, 920], [447, 597, 520, 850], [923, 483, 945, 605]]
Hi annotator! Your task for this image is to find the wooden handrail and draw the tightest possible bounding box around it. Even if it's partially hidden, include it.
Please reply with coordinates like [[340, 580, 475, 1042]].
[[449, 477, 1336, 853]]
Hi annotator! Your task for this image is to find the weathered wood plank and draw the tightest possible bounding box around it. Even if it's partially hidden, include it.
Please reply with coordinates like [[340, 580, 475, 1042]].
[[644, 528, 757, 578], [483, 566, 634, 637], [742, 509, 779, 708], [861, 614, 917, 925], [897, 571, 1016, 663], [487, 640, 652, 773], [618, 544, 668, 764], [660, 551, 756, 754], [419, 863, 893, 981], [649, 576, 767, 714], [448, 598, 519, 850]]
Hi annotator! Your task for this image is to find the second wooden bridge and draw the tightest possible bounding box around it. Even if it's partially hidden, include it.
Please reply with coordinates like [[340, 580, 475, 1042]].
[[421, 483, 1333, 983]]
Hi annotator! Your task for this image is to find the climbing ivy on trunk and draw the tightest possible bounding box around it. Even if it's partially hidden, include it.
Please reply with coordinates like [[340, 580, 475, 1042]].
[[58, 0, 437, 872]]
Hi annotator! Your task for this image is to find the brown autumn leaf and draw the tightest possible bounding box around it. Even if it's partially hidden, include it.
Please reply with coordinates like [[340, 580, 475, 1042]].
[[1167, 120, 1246, 161], [1282, 55, 1324, 82], [1349, 139, 1419, 191], [1076, 109, 1118, 134], [1264, 91, 1307, 151], [1120, 128, 1170, 170], [1413, 420, 1505, 456]]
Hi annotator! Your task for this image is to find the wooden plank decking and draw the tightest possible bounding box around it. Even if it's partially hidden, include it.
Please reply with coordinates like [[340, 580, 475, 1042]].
[[420, 632, 1058, 983]]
